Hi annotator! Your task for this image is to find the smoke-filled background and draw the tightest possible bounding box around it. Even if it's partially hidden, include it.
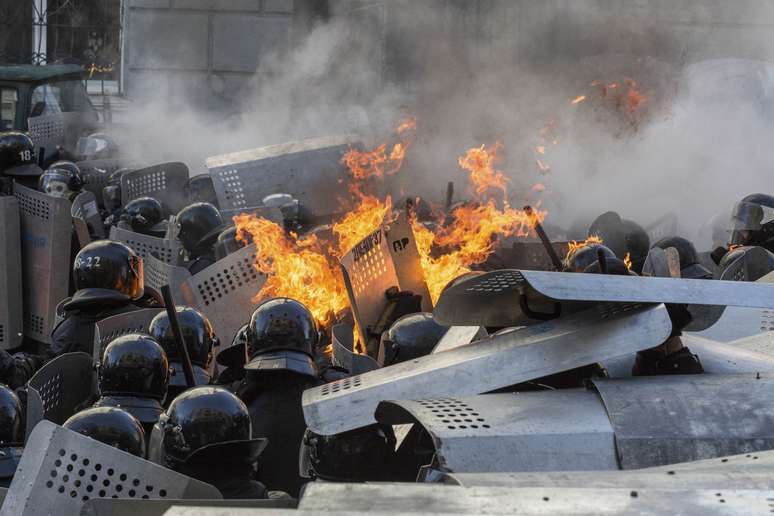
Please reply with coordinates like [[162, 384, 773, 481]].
[[119, 0, 774, 250]]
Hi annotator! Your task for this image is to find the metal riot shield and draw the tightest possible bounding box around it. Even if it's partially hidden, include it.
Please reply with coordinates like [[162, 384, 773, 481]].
[[27, 113, 82, 161], [14, 185, 72, 344], [375, 391, 617, 473], [206, 135, 359, 218], [296, 482, 768, 515], [71, 191, 104, 239], [92, 309, 164, 364], [108, 226, 182, 265], [592, 374, 774, 469], [331, 323, 379, 375], [1, 421, 221, 516], [80, 498, 296, 516], [644, 212, 678, 244], [431, 326, 488, 354], [680, 335, 774, 374], [641, 247, 670, 277], [178, 244, 266, 349], [120, 162, 189, 215], [302, 303, 671, 435], [0, 197, 23, 350], [25, 352, 95, 439], [340, 213, 431, 346], [144, 254, 191, 303]]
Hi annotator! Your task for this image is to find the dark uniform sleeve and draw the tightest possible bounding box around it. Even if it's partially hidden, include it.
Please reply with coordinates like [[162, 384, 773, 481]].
[[50, 317, 81, 357]]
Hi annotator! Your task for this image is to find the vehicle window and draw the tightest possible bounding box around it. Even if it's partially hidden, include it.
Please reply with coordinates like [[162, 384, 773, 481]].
[[0, 88, 17, 130], [29, 81, 98, 125], [30, 84, 63, 116]]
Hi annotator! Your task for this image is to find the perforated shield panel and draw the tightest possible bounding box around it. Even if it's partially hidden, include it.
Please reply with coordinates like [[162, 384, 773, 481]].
[[2, 421, 221, 516], [71, 191, 104, 238], [179, 244, 266, 348], [25, 353, 95, 439], [14, 185, 72, 344], [109, 226, 182, 265], [331, 323, 378, 375], [120, 162, 189, 215], [0, 197, 23, 350], [92, 309, 164, 364], [144, 254, 191, 302]]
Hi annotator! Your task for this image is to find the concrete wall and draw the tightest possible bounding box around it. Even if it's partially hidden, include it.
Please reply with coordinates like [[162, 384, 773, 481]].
[[122, 0, 294, 105]]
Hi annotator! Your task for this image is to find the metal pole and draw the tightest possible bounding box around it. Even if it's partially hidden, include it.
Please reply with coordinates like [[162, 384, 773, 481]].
[[524, 205, 563, 271], [160, 285, 196, 388], [32, 0, 48, 64]]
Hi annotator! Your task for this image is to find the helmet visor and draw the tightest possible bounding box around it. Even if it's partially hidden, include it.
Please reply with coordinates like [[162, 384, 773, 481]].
[[128, 254, 145, 301], [76, 136, 109, 158], [730, 201, 774, 231]]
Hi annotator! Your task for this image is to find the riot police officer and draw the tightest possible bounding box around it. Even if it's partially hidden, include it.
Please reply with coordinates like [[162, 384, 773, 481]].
[[652, 236, 712, 279], [728, 194, 774, 253], [563, 242, 618, 273], [76, 132, 118, 161], [588, 211, 650, 274], [377, 312, 449, 367], [102, 167, 135, 221], [93, 334, 170, 435], [38, 165, 84, 201], [63, 406, 146, 458], [236, 298, 322, 497], [150, 386, 277, 499], [214, 226, 248, 260], [176, 202, 225, 275], [51, 241, 144, 357], [119, 196, 166, 236], [148, 307, 216, 400], [0, 131, 43, 193], [717, 245, 774, 282], [0, 384, 24, 487]]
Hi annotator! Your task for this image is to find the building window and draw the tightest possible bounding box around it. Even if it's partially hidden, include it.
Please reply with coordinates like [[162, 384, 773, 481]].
[[0, 87, 17, 130]]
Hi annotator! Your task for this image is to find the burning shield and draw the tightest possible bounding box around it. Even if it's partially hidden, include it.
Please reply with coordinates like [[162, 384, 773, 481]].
[[302, 303, 671, 435], [120, 162, 189, 215], [25, 352, 95, 439], [14, 185, 72, 344], [109, 226, 183, 266], [206, 135, 360, 219], [0, 197, 23, 350], [179, 244, 266, 350], [340, 212, 431, 348], [2, 421, 221, 516], [331, 323, 379, 375], [93, 309, 164, 365]]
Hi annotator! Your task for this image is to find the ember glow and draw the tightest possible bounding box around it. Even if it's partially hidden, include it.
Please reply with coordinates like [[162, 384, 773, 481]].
[[564, 235, 604, 265], [624, 252, 633, 271], [571, 95, 587, 105]]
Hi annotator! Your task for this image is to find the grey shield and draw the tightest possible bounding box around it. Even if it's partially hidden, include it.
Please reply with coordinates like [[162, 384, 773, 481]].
[[179, 244, 266, 349], [592, 374, 774, 469], [93, 309, 165, 365], [109, 226, 183, 265], [644, 212, 678, 244], [375, 391, 617, 474], [331, 324, 379, 375], [14, 185, 72, 344], [144, 254, 191, 302], [25, 352, 95, 439], [80, 498, 296, 516], [27, 113, 82, 160], [431, 326, 488, 354], [679, 335, 774, 374], [120, 162, 189, 215], [302, 303, 672, 435], [71, 191, 105, 239], [0, 197, 23, 350], [206, 135, 359, 218], [1, 421, 221, 516], [641, 247, 670, 277]]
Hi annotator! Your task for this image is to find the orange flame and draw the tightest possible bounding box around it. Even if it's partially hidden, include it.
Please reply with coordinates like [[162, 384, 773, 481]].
[[624, 252, 633, 271], [571, 95, 587, 105], [624, 78, 648, 114], [458, 143, 508, 199], [564, 235, 604, 265], [332, 195, 393, 258], [341, 116, 416, 182]]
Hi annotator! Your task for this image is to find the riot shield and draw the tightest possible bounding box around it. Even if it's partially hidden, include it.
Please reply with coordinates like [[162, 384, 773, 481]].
[[27, 113, 82, 161], [302, 303, 671, 435], [92, 309, 164, 365], [144, 254, 191, 303], [331, 323, 379, 374], [120, 162, 189, 215], [340, 213, 431, 346], [2, 421, 221, 516], [25, 352, 95, 439], [71, 191, 104, 239], [375, 391, 617, 474], [431, 326, 488, 354], [206, 135, 359, 218], [109, 226, 183, 265], [0, 197, 23, 350], [179, 244, 266, 349], [14, 185, 72, 344], [679, 335, 774, 374], [80, 498, 296, 516], [592, 374, 774, 469]]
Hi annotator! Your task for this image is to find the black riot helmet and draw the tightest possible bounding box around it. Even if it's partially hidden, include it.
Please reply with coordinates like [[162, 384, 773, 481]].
[[47, 160, 81, 177], [729, 194, 774, 252], [124, 196, 164, 234], [187, 175, 219, 207], [564, 242, 617, 273], [378, 313, 449, 367], [73, 241, 144, 300], [150, 386, 266, 471], [38, 166, 84, 199], [76, 132, 118, 161], [214, 226, 247, 260], [717, 246, 774, 282], [653, 236, 712, 279], [245, 298, 319, 377], [0, 131, 41, 177], [148, 307, 217, 369], [102, 185, 122, 214], [63, 407, 146, 458], [176, 202, 224, 258], [0, 385, 23, 446], [300, 425, 396, 482], [588, 212, 650, 273], [99, 334, 170, 401]]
